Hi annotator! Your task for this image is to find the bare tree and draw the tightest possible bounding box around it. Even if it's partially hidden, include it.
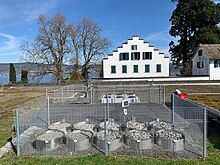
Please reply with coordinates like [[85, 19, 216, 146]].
[[21, 13, 72, 83], [21, 14, 111, 82], [70, 18, 111, 79]]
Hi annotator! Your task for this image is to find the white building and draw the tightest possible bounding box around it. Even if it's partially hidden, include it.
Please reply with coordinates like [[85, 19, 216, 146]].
[[191, 44, 220, 80], [103, 36, 169, 79]]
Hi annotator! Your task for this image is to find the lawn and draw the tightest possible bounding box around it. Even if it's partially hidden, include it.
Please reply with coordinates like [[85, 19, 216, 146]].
[[1, 151, 220, 165], [190, 94, 220, 111], [0, 120, 14, 147], [0, 85, 220, 164]]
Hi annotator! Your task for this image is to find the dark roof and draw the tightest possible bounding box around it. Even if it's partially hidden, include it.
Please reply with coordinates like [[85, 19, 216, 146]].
[[200, 44, 220, 59]]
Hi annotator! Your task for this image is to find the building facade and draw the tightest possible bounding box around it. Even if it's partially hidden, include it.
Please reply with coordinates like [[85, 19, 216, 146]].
[[191, 44, 220, 80], [103, 36, 169, 78]]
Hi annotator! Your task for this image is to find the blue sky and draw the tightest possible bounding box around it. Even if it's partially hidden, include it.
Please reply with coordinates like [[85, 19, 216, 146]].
[[0, 0, 218, 63]]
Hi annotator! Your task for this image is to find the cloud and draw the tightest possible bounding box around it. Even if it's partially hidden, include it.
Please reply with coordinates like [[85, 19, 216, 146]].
[[144, 31, 178, 58], [0, 32, 21, 57], [0, 0, 58, 29], [146, 31, 172, 42], [213, 0, 220, 3]]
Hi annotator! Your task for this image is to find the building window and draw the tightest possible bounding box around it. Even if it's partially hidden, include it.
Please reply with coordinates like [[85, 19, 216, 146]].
[[133, 65, 138, 73], [122, 65, 127, 73], [111, 65, 116, 74], [119, 53, 129, 61], [131, 45, 137, 50], [143, 52, 152, 60], [198, 50, 203, 56], [197, 61, 204, 69], [145, 65, 150, 73], [214, 60, 220, 68], [156, 64, 162, 73], [131, 52, 140, 60]]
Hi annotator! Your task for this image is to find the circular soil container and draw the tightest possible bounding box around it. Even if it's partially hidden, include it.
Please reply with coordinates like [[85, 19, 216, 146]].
[[94, 130, 122, 152], [73, 121, 95, 132], [48, 121, 72, 135], [35, 130, 64, 151], [66, 130, 92, 152], [126, 120, 146, 131], [156, 129, 184, 151], [149, 118, 173, 133], [99, 119, 120, 131], [126, 130, 153, 150]]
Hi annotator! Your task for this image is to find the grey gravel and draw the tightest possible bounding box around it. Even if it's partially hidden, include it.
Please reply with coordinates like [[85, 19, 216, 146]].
[[48, 120, 72, 132], [128, 130, 152, 141], [156, 129, 183, 140], [74, 121, 95, 131], [126, 120, 145, 130], [99, 118, 120, 131], [96, 130, 121, 142], [149, 118, 173, 130], [36, 130, 64, 141]]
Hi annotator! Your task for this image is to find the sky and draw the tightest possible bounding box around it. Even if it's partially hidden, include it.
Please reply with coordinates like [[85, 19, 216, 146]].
[[0, 0, 218, 63]]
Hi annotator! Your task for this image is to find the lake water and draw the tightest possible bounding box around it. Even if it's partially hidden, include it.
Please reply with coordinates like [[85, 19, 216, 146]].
[[0, 72, 100, 84], [0, 74, 54, 84]]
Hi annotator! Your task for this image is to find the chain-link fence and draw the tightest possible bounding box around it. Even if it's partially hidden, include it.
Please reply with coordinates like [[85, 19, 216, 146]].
[[13, 85, 206, 158], [172, 94, 207, 158], [53, 84, 165, 105], [53, 83, 89, 101]]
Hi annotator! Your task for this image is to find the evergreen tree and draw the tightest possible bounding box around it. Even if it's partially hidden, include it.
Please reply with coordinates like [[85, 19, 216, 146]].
[[169, 0, 220, 67], [9, 63, 16, 83], [21, 70, 28, 83]]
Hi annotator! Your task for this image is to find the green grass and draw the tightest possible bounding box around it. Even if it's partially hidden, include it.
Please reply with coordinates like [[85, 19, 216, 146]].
[[0, 120, 13, 147], [1, 152, 220, 165]]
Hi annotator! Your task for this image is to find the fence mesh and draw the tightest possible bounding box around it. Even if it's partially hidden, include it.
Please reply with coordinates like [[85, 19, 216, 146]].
[[172, 94, 207, 158], [14, 85, 206, 158], [53, 84, 165, 104]]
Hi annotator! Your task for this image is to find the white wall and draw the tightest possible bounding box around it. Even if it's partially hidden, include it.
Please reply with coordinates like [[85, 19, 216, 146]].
[[192, 49, 209, 76], [103, 36, 169, 78], [210, 60, 220, 80]]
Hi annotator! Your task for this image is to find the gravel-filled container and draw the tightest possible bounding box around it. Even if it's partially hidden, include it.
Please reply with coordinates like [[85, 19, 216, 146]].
[[73, 120, 95, 132], [48, 120, 72, 135], [94, 130, 122, 152], [66, 130, 92, 152], [35, 130, 64, 151], [149, 118, 173, 133], [126, 120, 146, 131], [156, 129, 184, 151], [126, 130, 153, 150], [99, 118, 120, 131]]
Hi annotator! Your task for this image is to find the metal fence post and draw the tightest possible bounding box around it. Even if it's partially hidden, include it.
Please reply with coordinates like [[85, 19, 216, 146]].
[[61, 88, 64, 100], [172, 93, 175, 125], [68, 86, 70, 98], [47, 95, 50, 127], [203, 107, 207, 158], [45, 87, 48, 98], [15, 109, 20, 156], [104, 106, 108, 156], [159, 85, 161, 103], [163, 86, 166, 105], [149, 85, 151, 102], [123, 85, 125, 99], [90, 86, 93, 104], [106, 94, 109, 121]]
